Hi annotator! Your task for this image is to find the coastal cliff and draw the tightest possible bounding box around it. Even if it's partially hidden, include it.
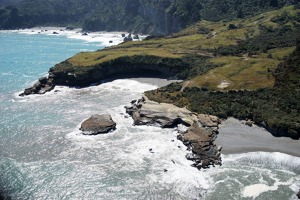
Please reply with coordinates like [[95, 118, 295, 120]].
[[19, 55, 189, 96], [82, 0, 184, 35]]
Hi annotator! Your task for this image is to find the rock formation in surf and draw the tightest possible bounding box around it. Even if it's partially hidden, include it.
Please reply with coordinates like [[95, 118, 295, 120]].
[[80, 114, 116, 135], [19, 77, 54, 96], [125, 96, 222, 169]]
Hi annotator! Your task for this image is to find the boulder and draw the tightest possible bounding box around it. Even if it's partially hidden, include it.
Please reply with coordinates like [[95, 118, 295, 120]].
[[80, 114, 116, 135], [123, 37, 133, 42], [180, 122, 212, 143], [245, 120, 254, 127], [65, 26, 74, 30]]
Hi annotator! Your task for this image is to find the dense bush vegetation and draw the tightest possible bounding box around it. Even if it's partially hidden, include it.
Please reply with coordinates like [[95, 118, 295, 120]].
[[216, 25, 300, 55], [178, 55, 219, 79], [200, 0, 297, 21]]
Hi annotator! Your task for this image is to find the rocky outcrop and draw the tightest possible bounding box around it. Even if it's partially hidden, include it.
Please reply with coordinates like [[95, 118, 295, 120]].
[[178, 115, 222, 169], [123, 36, 133, 42], [19, 77, 55, 96], [197, 114, 220, 128], [125, 97, 222, 169], [125, 97, 195, 128], [20, 55, 187, 96], [297, 189, 300, 199], [80, 114, 116, 135]]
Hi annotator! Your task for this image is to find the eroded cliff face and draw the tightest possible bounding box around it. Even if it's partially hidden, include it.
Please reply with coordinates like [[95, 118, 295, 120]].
[[82, 0, 185, 35], [136, 3, 182, 35], [1, 0, 191, 35], [1, 0, 297, 34], [19, 55, 188, 96]]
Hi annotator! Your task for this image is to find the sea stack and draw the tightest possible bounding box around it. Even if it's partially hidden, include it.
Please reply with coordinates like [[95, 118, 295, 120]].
[[80, 114, 116, 135]]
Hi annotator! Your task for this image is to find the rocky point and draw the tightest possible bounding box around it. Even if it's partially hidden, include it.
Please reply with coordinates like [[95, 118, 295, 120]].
[[125, 96, 222, 169]]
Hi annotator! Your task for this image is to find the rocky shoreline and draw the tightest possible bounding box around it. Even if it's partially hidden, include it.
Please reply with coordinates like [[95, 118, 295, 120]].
[[125, 96, 222, 169], [19, 55, 186, 96], [19, 71, 223, 168], [19, 76, 55, 96]]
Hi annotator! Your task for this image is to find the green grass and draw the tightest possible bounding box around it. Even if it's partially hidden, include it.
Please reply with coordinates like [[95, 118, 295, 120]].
[[68, 47, 182, 66], [188, 56, 279, 90], [267, 47, 296, 59], [66, 5, 298, 91]]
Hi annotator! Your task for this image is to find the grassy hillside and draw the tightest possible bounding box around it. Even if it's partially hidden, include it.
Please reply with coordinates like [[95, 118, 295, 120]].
[[66, 6, 299, 90], [141, 6, 300, 138]]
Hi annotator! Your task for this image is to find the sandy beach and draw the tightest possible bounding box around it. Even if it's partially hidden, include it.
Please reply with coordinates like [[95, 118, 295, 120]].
[[217, 118, 300, 157], [128, 78, 300, 158], [128, 77, 182, 87]]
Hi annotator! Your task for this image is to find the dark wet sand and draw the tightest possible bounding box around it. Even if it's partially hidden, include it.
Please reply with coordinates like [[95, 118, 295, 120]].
[[216, 118, 300, 157], [129, 77, 181, 87]]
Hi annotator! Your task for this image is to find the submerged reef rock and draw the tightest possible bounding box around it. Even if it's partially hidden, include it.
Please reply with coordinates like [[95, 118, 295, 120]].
[[80, 114, 116, 135], [125, 97, 222, 169]]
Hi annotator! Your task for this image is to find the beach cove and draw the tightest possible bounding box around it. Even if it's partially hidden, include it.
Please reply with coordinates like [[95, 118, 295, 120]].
[[0, 29, 299, 199]]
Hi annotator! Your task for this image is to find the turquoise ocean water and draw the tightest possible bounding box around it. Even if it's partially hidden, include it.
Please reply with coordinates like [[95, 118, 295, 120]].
[[0, 31, 299, 199]]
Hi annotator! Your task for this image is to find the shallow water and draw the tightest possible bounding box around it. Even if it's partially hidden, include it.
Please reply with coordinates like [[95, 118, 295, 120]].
[[0, 31, 299, 199]]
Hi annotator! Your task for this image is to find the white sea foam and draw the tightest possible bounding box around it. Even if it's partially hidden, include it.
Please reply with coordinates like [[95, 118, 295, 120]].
[[242, 183, 277, 198], [1, 72, 14, 76], [242, 178, 294, 198], [223, 152, 300, 171], [290, 178, 300, 200], [100, 79, 158, 93], [60, 79, 214, 199], [6, 76, 300, 199], [4, 27, 146, 47], [215, 152, 300, 199]]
